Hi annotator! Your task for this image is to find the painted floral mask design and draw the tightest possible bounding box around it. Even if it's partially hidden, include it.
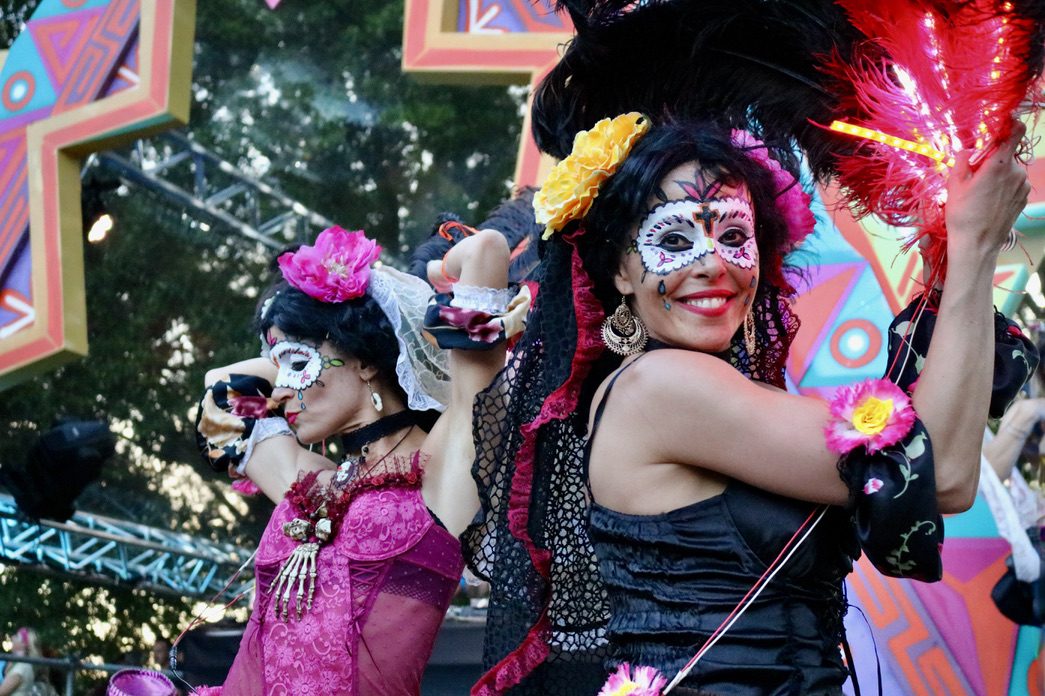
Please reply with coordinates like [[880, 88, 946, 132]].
[[270, 340, 343, 393], [636, 196, 758, 275]]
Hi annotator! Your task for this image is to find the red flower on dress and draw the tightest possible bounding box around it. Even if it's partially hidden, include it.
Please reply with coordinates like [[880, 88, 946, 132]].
[[277, 226, 381, 303]]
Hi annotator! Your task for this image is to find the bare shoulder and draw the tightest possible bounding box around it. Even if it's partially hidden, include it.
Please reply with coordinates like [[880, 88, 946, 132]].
[[616, 349, 753, 403]]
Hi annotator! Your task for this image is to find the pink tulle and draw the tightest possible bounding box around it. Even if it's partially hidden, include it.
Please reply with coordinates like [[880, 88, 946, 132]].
[[277, 226, 381, 303], [731, 130, 816, 248], [597, 663, 667, 696], [825, 378, 917, 455]]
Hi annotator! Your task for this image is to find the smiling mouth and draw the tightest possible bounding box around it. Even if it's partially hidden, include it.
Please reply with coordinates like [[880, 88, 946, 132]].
[[676, 294, 734, 317]]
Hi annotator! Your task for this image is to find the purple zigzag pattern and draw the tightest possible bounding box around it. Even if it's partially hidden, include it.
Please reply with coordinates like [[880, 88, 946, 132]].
[[0, 0, 140, 280], [55, 0, 138, 112]]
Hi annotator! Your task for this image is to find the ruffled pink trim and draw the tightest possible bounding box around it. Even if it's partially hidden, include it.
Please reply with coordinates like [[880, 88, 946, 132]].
[[473, 232, 607, 695], [731, 130, 815, 248]]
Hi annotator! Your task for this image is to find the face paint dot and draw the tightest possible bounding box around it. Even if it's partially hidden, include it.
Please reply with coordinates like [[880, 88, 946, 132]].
[[663, 300, 672, 311], [749, 277, 757, 288], [657, 280, 667, 296]]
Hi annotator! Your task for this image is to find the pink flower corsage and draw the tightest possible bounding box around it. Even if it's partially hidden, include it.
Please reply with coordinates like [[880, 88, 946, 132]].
[[277, 226, 381, 303], [825, 378, 916, 455], [598, 663, 666, 696], [437, 305, 503, 343]]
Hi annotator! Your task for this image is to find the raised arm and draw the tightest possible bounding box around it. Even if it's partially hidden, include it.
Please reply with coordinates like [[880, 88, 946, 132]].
[[202, 358, 334, 504], [910, 124, 1031, 510], [603, 126, 1030, 513], [421, 229, 511, 537]]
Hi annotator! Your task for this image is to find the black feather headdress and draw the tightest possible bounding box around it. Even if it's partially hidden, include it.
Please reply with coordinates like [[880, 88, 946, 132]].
[[533, 0, 865, 180]]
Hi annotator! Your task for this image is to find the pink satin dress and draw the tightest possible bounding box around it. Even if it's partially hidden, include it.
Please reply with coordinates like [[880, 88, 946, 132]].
[[196, 452, 464, 695]]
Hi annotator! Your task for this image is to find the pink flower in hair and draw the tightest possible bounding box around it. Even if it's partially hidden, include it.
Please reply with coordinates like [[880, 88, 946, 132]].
[[825, 378, 916, 455], [598, 663, 666, 696], [731, 130, 816, 247], [277, 226, 381, 303]]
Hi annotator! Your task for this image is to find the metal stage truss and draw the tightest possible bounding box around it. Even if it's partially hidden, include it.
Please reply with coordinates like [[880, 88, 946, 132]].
[[91, 130, 336, 249], [0, 493, 254, 600]]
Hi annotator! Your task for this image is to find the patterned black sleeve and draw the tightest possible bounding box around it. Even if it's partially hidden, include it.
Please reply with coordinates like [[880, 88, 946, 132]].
[[841, 293, 1036, 582], [884, 292, 1039, 416], [839, 420, 943, 581]]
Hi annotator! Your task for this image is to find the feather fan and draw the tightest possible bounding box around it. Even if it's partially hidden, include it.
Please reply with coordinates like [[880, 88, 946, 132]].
[[822, 0, 1045, 260]]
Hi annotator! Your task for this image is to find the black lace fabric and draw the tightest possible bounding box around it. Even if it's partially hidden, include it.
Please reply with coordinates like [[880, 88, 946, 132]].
[[463, 236, 803, 694], [725, 285, 801, 389], [464, 238, 609, 694]]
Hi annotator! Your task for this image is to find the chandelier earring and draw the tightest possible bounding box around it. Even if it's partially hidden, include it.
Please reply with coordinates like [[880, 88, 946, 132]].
[[743, 310, 757, 357], [602, 297, 648, 356], [366, 379, 384, 412]]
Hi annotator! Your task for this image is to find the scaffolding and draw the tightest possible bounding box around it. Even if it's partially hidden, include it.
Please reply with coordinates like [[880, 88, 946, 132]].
[[91, 130, 336, 250], [0, 493, 253, 600]]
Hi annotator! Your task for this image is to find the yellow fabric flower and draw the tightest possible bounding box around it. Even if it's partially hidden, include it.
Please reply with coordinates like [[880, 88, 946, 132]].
[[534, 112, 650, 239], [851, 396, 894, 436]]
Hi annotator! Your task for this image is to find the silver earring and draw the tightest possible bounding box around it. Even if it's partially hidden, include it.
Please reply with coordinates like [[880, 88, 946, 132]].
[[367, 380, 383, 412], [601, 298, 648, 356]]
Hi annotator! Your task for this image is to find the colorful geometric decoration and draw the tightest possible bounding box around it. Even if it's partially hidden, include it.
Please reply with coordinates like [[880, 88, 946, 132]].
[[844, 497, 1042, 696], [0, 0, 196, 388], [400, 5, 1044, 693], [401, 0, 567, 185]]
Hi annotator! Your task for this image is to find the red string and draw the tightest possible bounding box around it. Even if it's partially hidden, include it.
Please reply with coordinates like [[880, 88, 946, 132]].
[[674, 505, 823, 678]]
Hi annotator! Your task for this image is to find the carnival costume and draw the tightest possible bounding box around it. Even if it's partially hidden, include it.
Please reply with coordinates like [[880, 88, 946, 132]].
[[463, 1, 1045, 694], [194, 226, 525, 695]]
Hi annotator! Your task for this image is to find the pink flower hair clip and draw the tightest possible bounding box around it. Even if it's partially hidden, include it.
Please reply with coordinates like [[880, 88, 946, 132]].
[[277, 226, 382, 303], [824, 378, 917, 455], [598, 663, 667, 696]]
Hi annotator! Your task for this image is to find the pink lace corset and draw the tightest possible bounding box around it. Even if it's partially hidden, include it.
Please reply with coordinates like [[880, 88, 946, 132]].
[[198, 452, 464, 696]]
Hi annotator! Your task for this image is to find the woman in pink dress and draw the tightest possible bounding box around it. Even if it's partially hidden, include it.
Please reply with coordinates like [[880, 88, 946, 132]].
[[194, 223, 527, 695]]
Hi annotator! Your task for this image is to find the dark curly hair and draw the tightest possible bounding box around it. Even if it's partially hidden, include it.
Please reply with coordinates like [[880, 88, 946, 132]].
[[254, 279, 408, 409], [572, 120, 799, 313]]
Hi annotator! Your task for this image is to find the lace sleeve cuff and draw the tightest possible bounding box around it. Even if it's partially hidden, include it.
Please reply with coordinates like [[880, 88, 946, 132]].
[[451, 283, 518, 314], [238, 417, 295, 475], [424, 285, 532, 350]]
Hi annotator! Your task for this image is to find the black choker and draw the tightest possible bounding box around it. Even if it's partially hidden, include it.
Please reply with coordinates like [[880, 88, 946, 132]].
[[340, 410, 420, 454]]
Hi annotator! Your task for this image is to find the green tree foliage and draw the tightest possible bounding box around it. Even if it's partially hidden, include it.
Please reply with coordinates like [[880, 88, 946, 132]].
[[0, 0, 522, 685]]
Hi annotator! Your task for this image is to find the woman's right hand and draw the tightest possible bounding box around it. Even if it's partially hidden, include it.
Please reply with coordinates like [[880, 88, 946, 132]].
[[945, 119, 1031, 260]]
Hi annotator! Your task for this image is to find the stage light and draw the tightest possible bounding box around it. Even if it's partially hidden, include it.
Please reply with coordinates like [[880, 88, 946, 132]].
[[0, 418, 115, 521], [87, 213, 114, 243]]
